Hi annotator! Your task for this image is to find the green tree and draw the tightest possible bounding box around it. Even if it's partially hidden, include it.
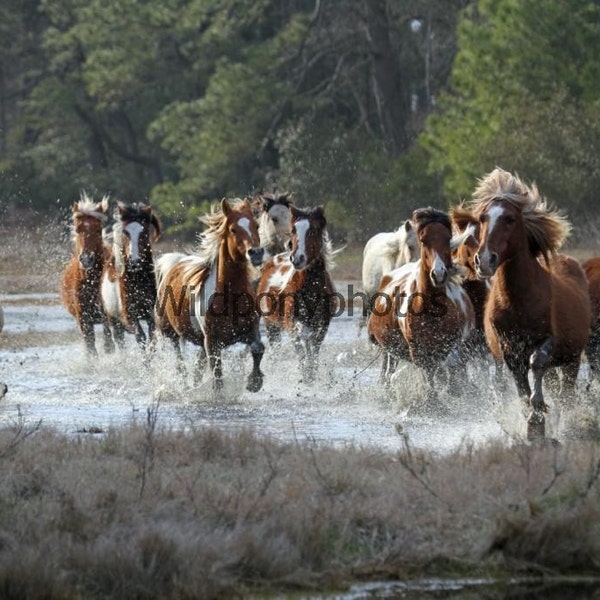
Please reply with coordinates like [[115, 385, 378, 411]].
[[422, 0, 600, 217]]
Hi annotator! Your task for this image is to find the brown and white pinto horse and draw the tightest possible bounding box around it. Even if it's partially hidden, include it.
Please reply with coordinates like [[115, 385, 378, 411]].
[[470, 168, 591, 441], [257, 206, 336, 384], [155, 198, 265, 392], [368, 208, 475, 397], [60, 193, 114, 356], [101, 202, 161, 349]]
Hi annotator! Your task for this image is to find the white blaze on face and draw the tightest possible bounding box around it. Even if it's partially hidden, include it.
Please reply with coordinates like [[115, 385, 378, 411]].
[[125, 221, 144, 261], [431, 250, 447, 283], [293, 219, 310, 266], [478, 204, 504, 270], [238, 217, 252, 237]]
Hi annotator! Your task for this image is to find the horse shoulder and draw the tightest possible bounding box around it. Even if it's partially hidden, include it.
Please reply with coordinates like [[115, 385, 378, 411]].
[[582, 257, 600, 324]]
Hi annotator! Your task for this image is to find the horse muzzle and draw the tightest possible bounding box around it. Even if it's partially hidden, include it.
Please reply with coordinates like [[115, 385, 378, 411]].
[[430, 268, 448, 287], [290, 253, 306, 270], [79, 252, 96, 271], [248, 247, 265, 267], [474, 251, 498, 279]]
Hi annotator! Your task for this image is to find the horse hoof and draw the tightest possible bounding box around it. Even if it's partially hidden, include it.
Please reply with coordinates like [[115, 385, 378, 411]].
[[527, 410, 546, 443], [246, 373, 264, 393]]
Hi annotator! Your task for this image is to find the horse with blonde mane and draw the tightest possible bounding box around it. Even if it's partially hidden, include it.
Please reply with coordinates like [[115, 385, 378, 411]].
[[469, 168, 591, 441], [155, 198, 265, 392], [60, 193, 115, 356]]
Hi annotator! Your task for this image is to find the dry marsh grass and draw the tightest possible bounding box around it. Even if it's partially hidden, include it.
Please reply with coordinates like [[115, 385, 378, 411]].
[[0, 410, 600, 598]]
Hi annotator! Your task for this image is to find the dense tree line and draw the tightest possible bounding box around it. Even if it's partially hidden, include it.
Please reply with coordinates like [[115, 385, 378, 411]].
[[1, 0, 598, 241]]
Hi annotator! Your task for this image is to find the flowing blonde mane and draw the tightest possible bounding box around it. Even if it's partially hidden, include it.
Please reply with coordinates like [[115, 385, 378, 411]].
[[192, 198, 249, 266], [70, 191, 109, 242], [468, 167, 571, 260]]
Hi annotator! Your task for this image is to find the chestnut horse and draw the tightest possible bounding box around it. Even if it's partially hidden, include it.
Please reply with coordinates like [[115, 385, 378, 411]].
[[257, 205, 336, 384], [101, 202, 161, 349], [470, 168, 591, 441], [155, 198, 265, 392], [449, 205, 491, 357], [581, 257, 600, 379], [60, 193, 114, 356], [368, 208, 475, 398]]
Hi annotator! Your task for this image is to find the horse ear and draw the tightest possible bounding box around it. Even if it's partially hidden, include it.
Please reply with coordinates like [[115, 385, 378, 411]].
[[72, 202, 79, 214], [290, 205, 300, 220], [151, 211, 161, 242], [221, 197, 231, 216], [403, 219, 412, 232], [100, 195, 110, 213]]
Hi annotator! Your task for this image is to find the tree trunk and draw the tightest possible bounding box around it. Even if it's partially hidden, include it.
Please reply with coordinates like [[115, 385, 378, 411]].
[[363, 0, 410, 156]]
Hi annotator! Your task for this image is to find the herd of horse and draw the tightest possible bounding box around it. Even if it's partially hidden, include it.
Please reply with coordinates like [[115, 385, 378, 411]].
[[54, 167, 600, 442]]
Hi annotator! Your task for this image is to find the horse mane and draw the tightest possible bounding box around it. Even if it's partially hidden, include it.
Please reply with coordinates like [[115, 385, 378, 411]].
[[468, 167, 571, 260], [192, 198, 248, 267], [412, 207, 451, 234], [73, 191, 109, 221]]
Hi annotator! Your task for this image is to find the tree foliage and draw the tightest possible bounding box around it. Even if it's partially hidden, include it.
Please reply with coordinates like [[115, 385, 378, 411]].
[[422, 0, 600, 219]]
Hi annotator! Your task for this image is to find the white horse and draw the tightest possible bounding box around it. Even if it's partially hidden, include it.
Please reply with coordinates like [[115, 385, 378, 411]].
[[360, 220, 420, 331]]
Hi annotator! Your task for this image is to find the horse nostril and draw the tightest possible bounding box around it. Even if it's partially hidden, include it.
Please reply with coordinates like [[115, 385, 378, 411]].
[[490, 253, 499, 269], [474, 254, 480, 267]]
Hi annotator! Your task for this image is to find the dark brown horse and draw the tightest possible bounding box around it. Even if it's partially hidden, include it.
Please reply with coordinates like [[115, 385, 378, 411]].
[[60, 193, 114, 356], [155, 198, 265, 392], [368, 208, 475, 398], [257, 205, 336, 384], [101, 202, 161, 349], [470, 168, 591, 441]]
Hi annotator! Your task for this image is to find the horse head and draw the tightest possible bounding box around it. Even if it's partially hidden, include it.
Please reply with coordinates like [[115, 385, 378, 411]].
[[72, 194, 109, 271], [449, 205, 481, 278], [115, 202, 161, 273], [472, 200, 522, 278], [222, 198, 264, 267], [289, 205, 327, 270], [396, 219, 420, 265], [412, 207, 453, 287], [254, 192, 294, 254]]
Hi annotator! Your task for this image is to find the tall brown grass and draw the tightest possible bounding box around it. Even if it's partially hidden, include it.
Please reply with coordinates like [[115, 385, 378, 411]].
[[0, 408, 600, 599]]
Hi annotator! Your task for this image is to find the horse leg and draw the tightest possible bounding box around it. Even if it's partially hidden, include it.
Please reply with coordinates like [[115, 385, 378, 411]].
[[560, 356, 581, 409], [194, 346, 207, 385], [80, 316, 98, 357], [265, 322, 282, 345], [207, 341, 224, 392], [246, 325, 265, 393], [110, 318, 126, 349], [585, 329, 600, 387], [528, 337, 553, 442], [134, 321, 147, 350]]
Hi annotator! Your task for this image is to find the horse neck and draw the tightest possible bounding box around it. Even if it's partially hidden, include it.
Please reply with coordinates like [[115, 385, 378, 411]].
[[217, 239, 249, 292], [493, 248, 547, 298]]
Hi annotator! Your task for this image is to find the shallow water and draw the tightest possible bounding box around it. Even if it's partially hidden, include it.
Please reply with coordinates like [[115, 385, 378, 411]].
[[0, 292, 596, 451]]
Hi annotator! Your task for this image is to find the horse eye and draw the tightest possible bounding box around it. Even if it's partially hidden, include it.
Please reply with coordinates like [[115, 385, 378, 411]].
[[272, 217, 279, 224], [504, 216, 516, 225]]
